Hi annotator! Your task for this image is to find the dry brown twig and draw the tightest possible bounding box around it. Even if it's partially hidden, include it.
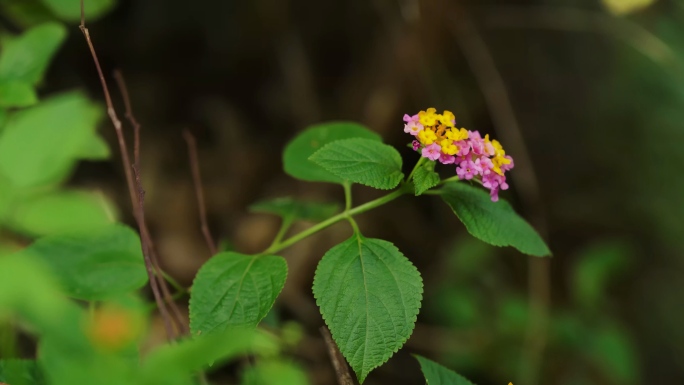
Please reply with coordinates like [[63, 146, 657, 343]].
[[113, 70, 189, 335], [183, 130, 218, 256], [320, 326, 357, 385], [78, 0, 179, 339], [450, 17, 550, 385]]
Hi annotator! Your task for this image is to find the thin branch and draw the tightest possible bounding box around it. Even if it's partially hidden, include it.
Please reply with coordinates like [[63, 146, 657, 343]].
[[450, 18, 550, 385], [320, 327, 357, 385], [113, 70, 141, 167], [183, 130, 218, 256], [482, 5, 679, 69], [79, 0, 175, 340], [112, 70, 189, 335]]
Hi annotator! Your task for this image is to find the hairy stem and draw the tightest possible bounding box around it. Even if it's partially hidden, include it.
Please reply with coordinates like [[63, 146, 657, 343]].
[[262, 185, 409, 255]]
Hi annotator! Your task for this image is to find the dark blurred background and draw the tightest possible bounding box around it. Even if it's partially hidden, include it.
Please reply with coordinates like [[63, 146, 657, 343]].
[[8, 0, 684, 384]]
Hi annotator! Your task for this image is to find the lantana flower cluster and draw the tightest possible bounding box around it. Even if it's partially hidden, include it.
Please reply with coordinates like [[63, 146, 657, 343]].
[[404, 108, 514, 201]]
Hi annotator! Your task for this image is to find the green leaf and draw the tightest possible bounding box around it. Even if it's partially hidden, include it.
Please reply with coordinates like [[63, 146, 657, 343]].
[[249, 197, 340, 222], [0, 0, 55, 28], [140, 327, 278, 385], [41, 0, 116, 21], [76, 133, 111, 160], [241, 360, 310, 385], [414, 355, 476, 385], [0, 109, 7, 131], [283, 122, 381, 183], [189, 253, 287, 335], [0, 359, 45, 385], [572, 241, 630, 309], [313, 236, 423, 382], [439, 182, 551, 257], [0, 254, 86, 347], [0, 81, 38, 108], [0, 91, 103, 188], [588, 324, 638, 384], [20, 224, 148, 300], [309, 138, 404, 190], [413, 160, 440, 196], [8, 190, 116, 236], [0, 22, 66, 85]]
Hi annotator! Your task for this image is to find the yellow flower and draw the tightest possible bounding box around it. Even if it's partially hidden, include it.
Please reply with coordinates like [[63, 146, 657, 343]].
[[491, 154, 511, 176], [492, 139, 506, 157], [418, 129, 437, 145], [439, 110, 456, 127], [419, 107, 438, 126], [440, 139, 458, 155], [446, 127, 469, 141]]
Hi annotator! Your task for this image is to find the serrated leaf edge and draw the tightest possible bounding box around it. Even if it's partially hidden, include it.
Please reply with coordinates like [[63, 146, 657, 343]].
[[188, 253, 288, 336], [308, 138, 404, 190], [312, 235, 424, 382]]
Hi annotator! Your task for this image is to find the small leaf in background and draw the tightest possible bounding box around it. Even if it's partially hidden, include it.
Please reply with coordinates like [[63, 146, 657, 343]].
[[8, 190, 116, 236], [241, 360, 310, 385], [309, 138, 404, 190], [443, 236, 494, 277], [0, 91, 103, 188], [283, 122, 381, 183], [0, 0, 55, 28], [41, 0, 116, 21], [571, 240, 631, 310], [76, 133, 111, 160], [0, 359, 45, 385], [588, 324, 639, 384], [20, 224, 148, 300], [249, 197, 339, 222], [0, 22, 66, 85], [0, 81, 38, 108], [140, 327, 278, 385], [0, 109, 7, 131], [602, 0, 656, 15], [313, 236, 423, 382], [413, 159, 440, 196], [496, 296, 529, 336], [439, 182, 551, 257], [189, 253, 287, 335], [414, 355, 477, 385]]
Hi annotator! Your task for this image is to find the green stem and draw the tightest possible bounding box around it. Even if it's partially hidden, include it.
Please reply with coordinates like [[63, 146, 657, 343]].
[[347, 216, 361, 235], [343, 181, 352, 211], [269, 217, 293, 250], [160, 270, 186, 294], [262, 186, 409, 255], [439, 175, 461, 186], [406, 156, 427, 182]]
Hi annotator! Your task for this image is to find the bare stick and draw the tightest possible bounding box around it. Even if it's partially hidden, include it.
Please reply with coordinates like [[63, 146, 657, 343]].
[[320, 327, 357, 385], [112, 70, 189, 335], [183, 130, 218, 256], [483, 5, 678, 69], [79, 0, 175, 340], [113, 70, 141, 167], [451, 18, 550, 385]]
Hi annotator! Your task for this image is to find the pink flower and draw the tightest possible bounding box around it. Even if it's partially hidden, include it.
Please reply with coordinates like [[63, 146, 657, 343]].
[[403, 114, 419, 123], [404, 121, 424, 136], [422, 143, 442, 161], [478, 157, 494, 175], [412, 140, 421, 151], [456, 160, 480, 180], [489, 187, 500, 202], [455, 140, 470, 157], [439, 153, 456, 164], [469, 131, 485, 155]]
